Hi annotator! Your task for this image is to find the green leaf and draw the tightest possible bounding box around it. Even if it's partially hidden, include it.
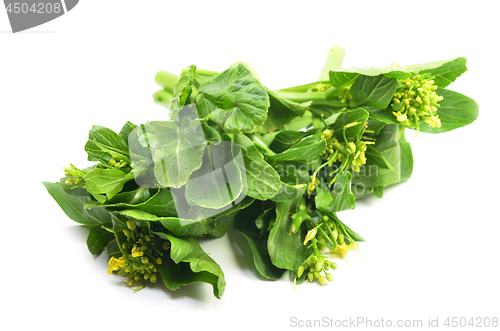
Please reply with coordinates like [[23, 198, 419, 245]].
[[406, 57, 467, 87], [398, 126, 413, 182], [115, 209, 208, 237], [85, 125, 129, 163], [330, 171, 356, 212], [138, 117, 206, 188], [185, 143, 244, 209], [258, 88, 310, 133], [197, 64, 270, 133], [86, 222, 115, 255], [269, 135, 326, 162], [329, 71, 359, 88], [201, 123, 221, 145], [90, 188, 177, 217], [43, 181, 111, 225], [350, 75, 398, 109], [157, 234, 226, 299], [365, 145, 394, 171], [315, 182, 333, 211], [418, 88, 479, 133], [84, 168, 135, 202], [336, 218, 365, 242], [326, 109, 370, 141], [268, 130, 308, 154], [267, 201, 306, 270], [229, 134, 281, 200], [170, 65, 195, 119], [119, 121, 138, 142], [233, 205, 286, 280]]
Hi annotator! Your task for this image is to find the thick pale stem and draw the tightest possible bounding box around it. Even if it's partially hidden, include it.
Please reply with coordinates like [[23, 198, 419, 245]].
[[318, 46, 346, 81], [155, 71, 180, 93]]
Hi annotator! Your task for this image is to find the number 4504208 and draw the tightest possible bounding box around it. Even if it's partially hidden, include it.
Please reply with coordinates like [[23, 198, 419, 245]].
[[444, 317, 498, 328], [6, 2, 62, 14]]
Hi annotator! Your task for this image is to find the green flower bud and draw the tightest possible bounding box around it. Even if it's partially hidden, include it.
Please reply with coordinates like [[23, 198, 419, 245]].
[[318, 276, 327, 285], [310, 256, 319, 265], [313, 271, 320, 279], [141, 257, 149, 264], [325, 273, 334, 282], [143, 273, 150, 280], [150, 273, 157, 283], [297, 266, 304, 278], [126, 220, 136, 231], [330, 262, 338, 270], [308, 272, 314, 283], [162, 242, 170, 250], [315, 261, 323, 272], [123, 229, 131, 237]]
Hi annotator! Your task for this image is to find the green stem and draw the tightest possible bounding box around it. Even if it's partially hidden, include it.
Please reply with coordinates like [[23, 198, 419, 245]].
[[154, 71, 180, 93], [129, 186, 147, 205], [318, 46, 346, 81], [248, 134, 276, 156]]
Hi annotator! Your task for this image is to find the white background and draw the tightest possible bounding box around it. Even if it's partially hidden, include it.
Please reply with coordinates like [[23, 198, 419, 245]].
[[1, 1, 499, 330]]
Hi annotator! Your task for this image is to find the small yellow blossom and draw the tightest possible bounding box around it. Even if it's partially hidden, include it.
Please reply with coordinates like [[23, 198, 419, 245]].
[[392, 111, 407, 122], [303, 228, 317, 245], [424, 115, 442, 128], [131, 245, 143, 257], [330, 242, 360, 261], [107, 257, 126, 274]]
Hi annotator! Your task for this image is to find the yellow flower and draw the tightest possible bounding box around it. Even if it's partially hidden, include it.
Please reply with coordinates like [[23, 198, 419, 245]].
[[303, 228, 317, 245], [330, 242, 360, 261], [424, 115, 441, 128], [107, 257, 126, 274], [131, 245, 143, 257], [392, 111, 407, 122]]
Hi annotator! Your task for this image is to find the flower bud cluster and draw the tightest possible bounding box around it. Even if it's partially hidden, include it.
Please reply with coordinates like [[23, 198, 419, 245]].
[[391, 73, 443, 128], [297, 254, 336, 286], [337, 86, 352, 104], [320, 129, 368, 173], [107, 220, 170, 290], [108, 157, 128, 168]]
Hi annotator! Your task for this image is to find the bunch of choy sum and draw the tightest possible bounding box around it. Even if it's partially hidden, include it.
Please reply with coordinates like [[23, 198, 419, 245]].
[[43, 46, 478, 299]]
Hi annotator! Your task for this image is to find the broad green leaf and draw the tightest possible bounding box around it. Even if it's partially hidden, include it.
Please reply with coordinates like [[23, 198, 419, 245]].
[[410, 57, 467, 87], [269, 135, 326, 162], [197, 64, 270, 133], [138, 117, 206, 188], [283, 110, 313, 131], [115, 209, 208, 237], [350, 75, 398, 109], [268, 130, 308, 154], [329, 71, 359, 88], [84, 168, 135, 202], [330, 171, 356, 212], [158, 234, 225, 299], [88, 188, 177, 217], [230, 134, 281, 200], [366, 107, 398, 125], [365, 145, 394, 171], [267, 201, 306, 270], [86, 222, 114, 255], [85, 125, 129, 163], [43, 181, 111, 225], [418, 88, 479, 133], [233, 205, 286, 280], [258, 88, 310, 133]]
